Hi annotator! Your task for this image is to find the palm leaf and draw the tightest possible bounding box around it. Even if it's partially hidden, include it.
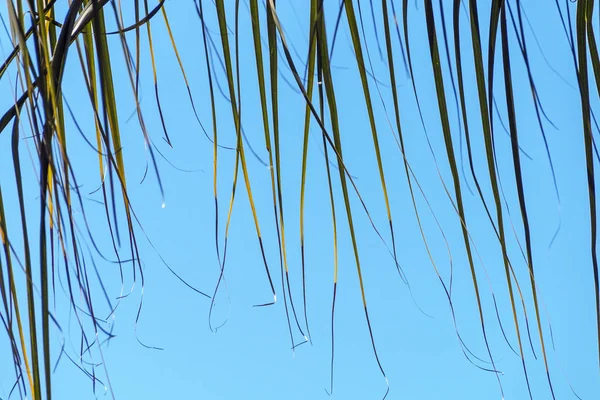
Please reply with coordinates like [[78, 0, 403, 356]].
[[0, 1, 596, 398]]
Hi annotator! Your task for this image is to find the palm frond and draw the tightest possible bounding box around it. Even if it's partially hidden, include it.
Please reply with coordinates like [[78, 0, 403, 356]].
[[0, 0, 597, 398]]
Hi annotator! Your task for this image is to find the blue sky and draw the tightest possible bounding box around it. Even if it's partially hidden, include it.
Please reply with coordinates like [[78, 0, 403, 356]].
[[0, 0, 599, 399]]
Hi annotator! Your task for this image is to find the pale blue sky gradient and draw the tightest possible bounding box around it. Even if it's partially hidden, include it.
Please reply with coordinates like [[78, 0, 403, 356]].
[[0, 1, 598, 399]]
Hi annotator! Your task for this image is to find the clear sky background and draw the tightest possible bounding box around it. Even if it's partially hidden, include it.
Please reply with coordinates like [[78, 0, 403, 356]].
[[0, 0, 599, 399]]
